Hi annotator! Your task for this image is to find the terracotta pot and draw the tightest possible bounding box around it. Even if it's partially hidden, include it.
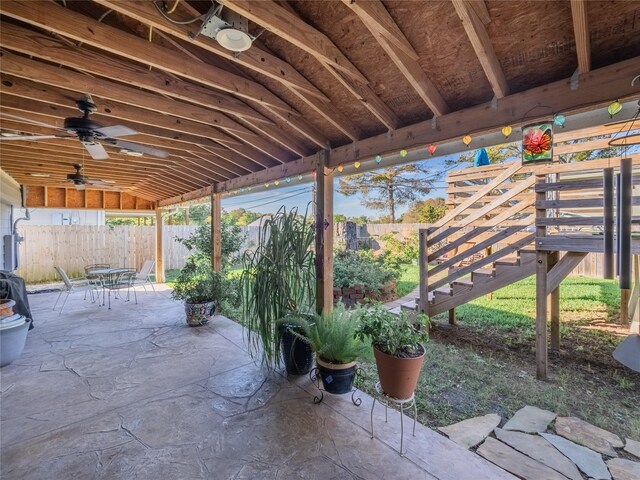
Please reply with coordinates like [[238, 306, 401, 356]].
[[0, 299, 16, 318], [184, 301, 216, 327], [373, 344, 425, 400]]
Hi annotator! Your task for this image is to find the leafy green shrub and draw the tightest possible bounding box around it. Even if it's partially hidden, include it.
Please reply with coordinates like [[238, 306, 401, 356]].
[[171, 261, 235, 305], [333, 249, 399, 293], [174, 220, 244, 270], [379, 231, 419, 269], [355, 303, 429, 358]]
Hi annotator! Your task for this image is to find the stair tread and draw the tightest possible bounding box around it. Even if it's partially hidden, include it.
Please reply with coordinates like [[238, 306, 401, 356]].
[[495, 256, 519, 266], [389, 306, 402, 316], [472, 268, 495, 276], [401, 300, 418, 310], [433, 286, 452, 295], [452, 278, 474, 287]]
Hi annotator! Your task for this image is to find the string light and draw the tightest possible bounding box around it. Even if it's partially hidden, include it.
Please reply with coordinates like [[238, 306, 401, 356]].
[[375, 155, 382, 163], [285, 177, 291, 183], [274, 180, 279, 186], [337, 164, 344, 172], [501, 126, 512, 138], [428, 144, 436, 155], [264, 183, 269, 188], [400, 149, 408, 158], [608, 100, 622, 118], [553, 114, 566, 127], [297, 175, 303, 181], [354, 161, 361, 169], [463, 135, 472, 146]]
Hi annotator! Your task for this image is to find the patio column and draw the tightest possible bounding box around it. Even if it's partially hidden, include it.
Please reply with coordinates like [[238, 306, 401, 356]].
[[155, 207, 165, 283], [315, 150, 334, 315], [211, 192, 222, 272]]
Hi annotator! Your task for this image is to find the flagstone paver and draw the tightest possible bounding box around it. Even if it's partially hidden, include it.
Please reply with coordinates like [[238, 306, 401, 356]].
[[494, 428, 583, 480], [502, 405, 556, 433], [438, 414, 502, 449], [624, 439, 640, 459], [606, 458, 640, 480], [477, 437, 569, 480], [541, 433, 612, 480], [555, 416, 624, 457]]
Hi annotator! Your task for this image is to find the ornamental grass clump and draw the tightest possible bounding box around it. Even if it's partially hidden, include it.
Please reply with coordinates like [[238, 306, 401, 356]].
[[240, 206, 315, 368]]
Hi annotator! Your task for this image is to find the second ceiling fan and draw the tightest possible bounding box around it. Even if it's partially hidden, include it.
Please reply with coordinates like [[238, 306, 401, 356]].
[[0, 95, 169, 160]]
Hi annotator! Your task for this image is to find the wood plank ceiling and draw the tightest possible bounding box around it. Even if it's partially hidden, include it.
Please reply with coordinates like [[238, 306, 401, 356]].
[[0, 0, 639, 203]]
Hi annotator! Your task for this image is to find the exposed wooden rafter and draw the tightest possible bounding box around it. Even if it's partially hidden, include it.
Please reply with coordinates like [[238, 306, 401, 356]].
[[342, 0, 449, 117], [220, 0, 401, 130], [451, 0, 509, 98], [570, 0, 591, 73]]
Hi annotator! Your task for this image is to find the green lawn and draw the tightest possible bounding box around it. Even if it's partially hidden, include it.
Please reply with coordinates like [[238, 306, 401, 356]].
[[395, 263, 419, 297], [357, 275, 640, 440]]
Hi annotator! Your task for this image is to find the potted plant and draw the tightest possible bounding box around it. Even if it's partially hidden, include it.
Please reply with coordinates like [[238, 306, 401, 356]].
[[285, 302, 365, 394], [356, 304, 429, 399], [240, 206, 316, 373], [171, 262, 228, 327]]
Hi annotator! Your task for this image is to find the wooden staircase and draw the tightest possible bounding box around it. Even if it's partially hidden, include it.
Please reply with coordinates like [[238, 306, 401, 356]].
[[407, 157, 639, 327]]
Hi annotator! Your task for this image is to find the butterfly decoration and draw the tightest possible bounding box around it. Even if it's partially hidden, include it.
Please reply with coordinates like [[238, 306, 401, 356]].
[[522, 123, 553, 163]]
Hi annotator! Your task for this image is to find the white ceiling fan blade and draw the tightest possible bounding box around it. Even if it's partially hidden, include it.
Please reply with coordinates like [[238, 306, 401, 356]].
[[0, 134, 62, 141], [74, 183, 86, 191], [0, 111, 65, 131], [95, 125, 137, 138], [82, 140, 109, 160], [107, 139, 169, 158]]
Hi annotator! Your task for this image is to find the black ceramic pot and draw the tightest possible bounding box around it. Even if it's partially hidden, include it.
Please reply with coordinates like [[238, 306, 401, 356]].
[[280, 324, 313, 375]]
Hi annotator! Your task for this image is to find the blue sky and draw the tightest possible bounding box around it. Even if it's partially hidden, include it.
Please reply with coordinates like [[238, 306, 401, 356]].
[[220, 155, 455, 219]]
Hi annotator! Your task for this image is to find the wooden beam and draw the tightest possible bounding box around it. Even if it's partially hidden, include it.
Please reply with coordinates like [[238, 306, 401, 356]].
[[570, 0, 591, 73], [0, 0, 293, 113], [315, 150, 333, 314], [176, 56, 640, 203], [211, 193, 222, 273], [0, 52, 294, 163], [535, 175, 548, 380], [95, 0, 327, 102], [451, 0, 509, 98], [221, 0, 400, 130], [342, 0, 450, 116], [0, 22, 269, 124], [155, 208, 164, 283], [0, 0, 331, 149], [548, 251, 560, 351]]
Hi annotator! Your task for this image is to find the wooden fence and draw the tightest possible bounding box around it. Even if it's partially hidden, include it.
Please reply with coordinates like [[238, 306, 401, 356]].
[[16, 225, 198, 283], [15, 223, 605, 283]]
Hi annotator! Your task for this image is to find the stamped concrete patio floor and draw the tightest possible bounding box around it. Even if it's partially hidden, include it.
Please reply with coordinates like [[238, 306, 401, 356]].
[[1, 285, 514, 479]]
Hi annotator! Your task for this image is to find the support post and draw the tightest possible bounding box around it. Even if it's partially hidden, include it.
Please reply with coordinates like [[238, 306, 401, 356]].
[[535, 174, 548, 380], [211, 192, 222, 272], [419, 229, 429, 315], [315, 150, 333, 315], [619, 159, 632, 323], [155, 207, 165, 283], [548, 251, 560, 351], [603, 168, 614, 279]]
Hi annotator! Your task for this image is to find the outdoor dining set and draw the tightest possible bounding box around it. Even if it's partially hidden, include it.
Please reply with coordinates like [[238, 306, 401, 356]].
[[52, 260, 155, 313]]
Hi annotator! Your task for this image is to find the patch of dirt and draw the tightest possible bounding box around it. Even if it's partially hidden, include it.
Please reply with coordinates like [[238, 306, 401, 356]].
[[429, 319, 638, 378]]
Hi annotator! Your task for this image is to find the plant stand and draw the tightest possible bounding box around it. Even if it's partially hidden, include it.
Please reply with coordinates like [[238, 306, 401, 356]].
[[369, 382, 417, 456], [309, 366, 364, 406]]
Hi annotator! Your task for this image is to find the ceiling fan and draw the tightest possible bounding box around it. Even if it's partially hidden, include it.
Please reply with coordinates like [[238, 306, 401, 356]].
[[0, 95, 169, 160], [67, 163, 113, 190]]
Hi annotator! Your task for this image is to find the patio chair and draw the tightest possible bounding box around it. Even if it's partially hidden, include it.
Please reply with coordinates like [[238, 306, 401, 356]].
[[53, 266, 98, 314], [132, 260, 156, 293], [102, 270, 138, 309], [84, 264, 110, 300]]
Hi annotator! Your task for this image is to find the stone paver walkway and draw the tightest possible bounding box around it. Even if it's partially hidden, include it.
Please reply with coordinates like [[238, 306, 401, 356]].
[[1, 285, 514, 480], [438, 406, 640, 480]]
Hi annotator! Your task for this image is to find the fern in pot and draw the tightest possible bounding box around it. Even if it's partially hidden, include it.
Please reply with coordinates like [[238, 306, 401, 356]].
[[355, 303, 430, 399], [240, 206, 316, 373], [284, 302, 365, 394]]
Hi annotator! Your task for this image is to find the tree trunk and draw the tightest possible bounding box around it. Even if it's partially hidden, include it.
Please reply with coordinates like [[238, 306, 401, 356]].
[[388, 179, 395, 223]]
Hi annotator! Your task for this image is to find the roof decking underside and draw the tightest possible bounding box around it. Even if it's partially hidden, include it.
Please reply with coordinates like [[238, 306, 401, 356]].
[[0, 0, 639, 203]]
